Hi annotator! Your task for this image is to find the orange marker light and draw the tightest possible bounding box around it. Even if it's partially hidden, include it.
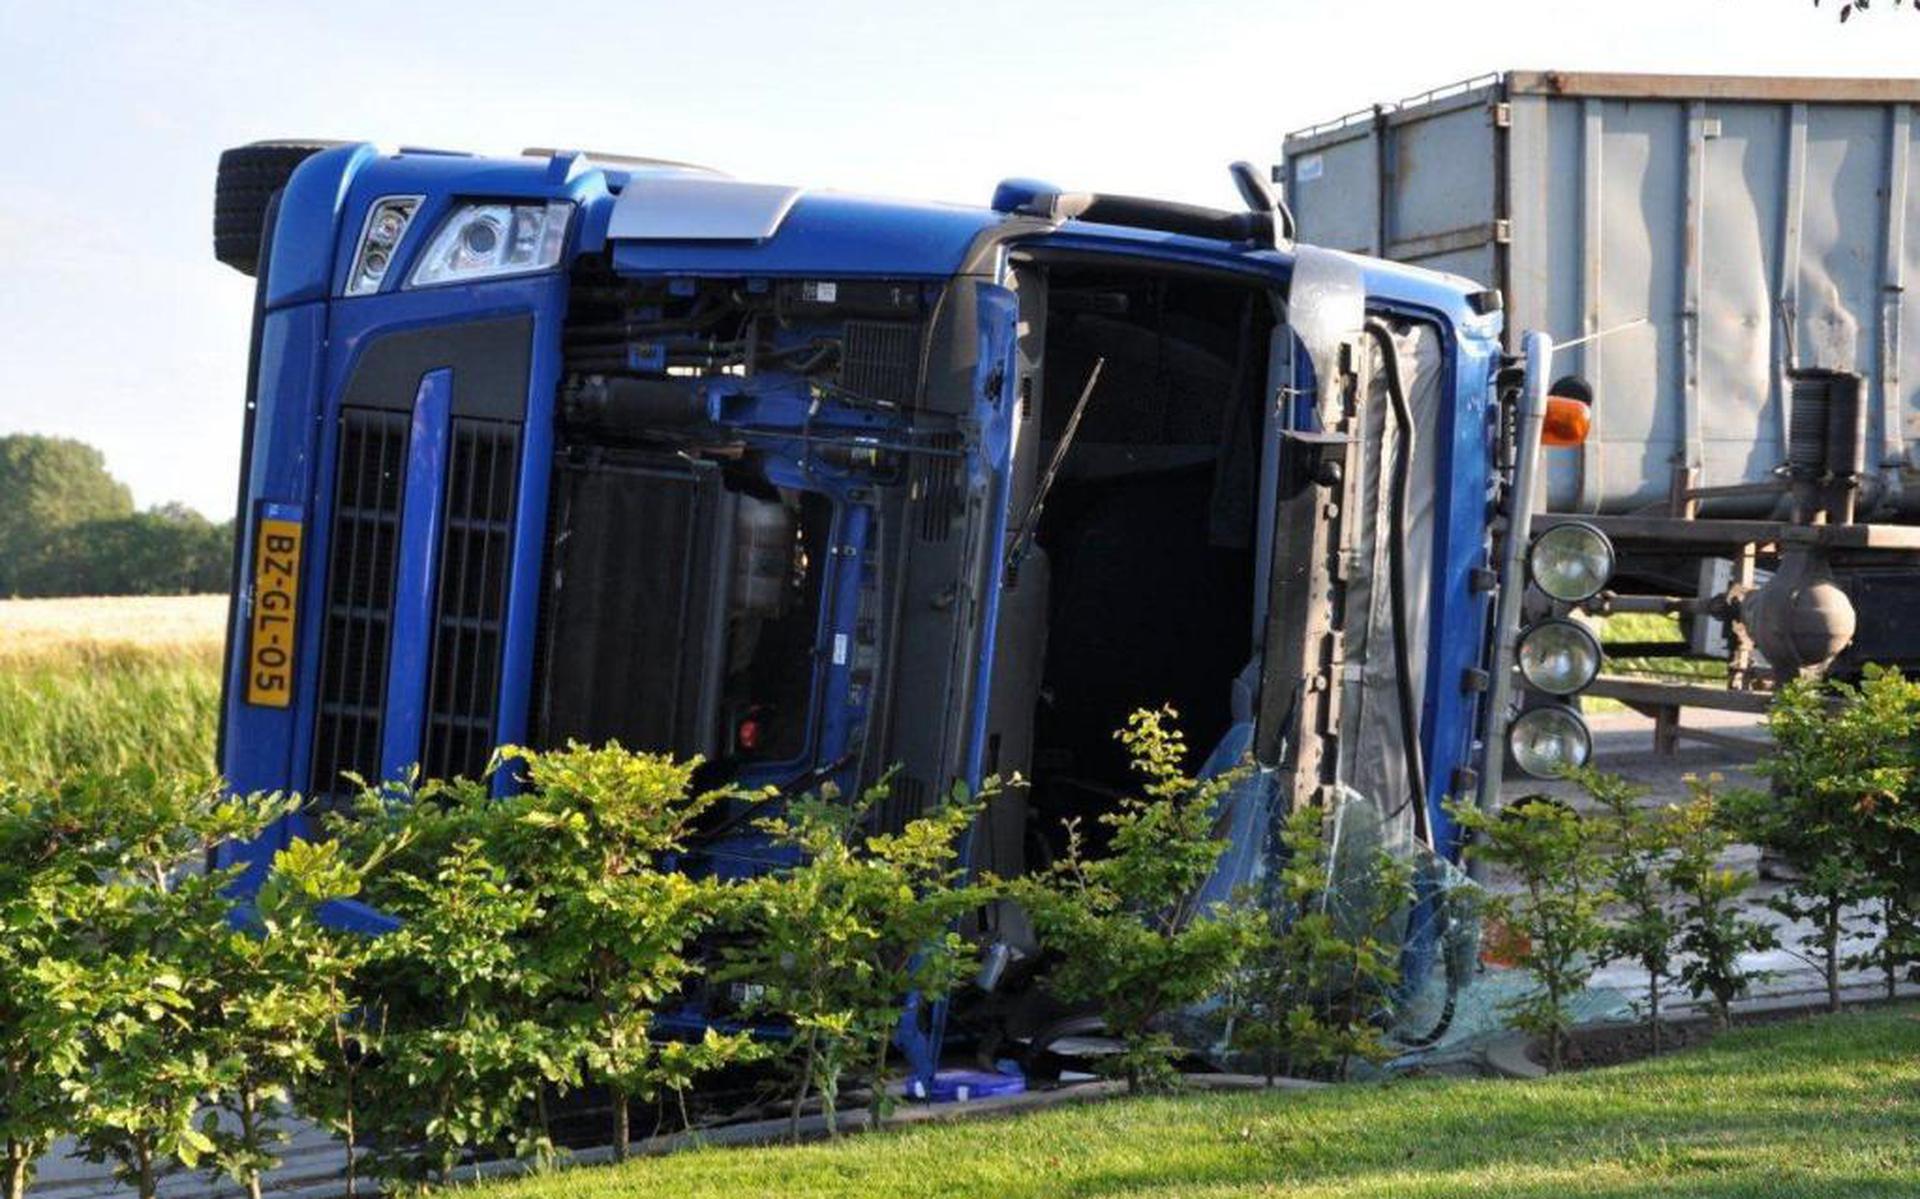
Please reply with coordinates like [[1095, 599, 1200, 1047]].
[[1542, 395, 1592, 448]]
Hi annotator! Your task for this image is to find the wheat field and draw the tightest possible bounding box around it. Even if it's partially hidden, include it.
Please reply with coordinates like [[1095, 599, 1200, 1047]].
[[0, 595, 227, 784]]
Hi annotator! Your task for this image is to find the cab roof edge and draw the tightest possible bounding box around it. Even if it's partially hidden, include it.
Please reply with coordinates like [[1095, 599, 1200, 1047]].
[[521, 147, 728, 176]]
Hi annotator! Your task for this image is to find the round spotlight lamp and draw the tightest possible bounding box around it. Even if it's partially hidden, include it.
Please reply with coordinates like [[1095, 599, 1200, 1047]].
[[1528, 521, 1615, 603], [1508, 705, 1593, 778], [1517, 618, 1603, 695]]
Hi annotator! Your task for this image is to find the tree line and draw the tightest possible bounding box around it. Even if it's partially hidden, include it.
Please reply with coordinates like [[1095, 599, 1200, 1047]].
[[0, 435, 231, 598], [1816, 0, 1918, 17]]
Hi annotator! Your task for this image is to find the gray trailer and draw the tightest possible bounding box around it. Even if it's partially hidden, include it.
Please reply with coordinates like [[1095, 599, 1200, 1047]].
[[1282, 71, 1920, 730]]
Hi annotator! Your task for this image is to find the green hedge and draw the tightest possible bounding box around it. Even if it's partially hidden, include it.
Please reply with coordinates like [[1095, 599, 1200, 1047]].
[[7, 679, 1915, 1198]]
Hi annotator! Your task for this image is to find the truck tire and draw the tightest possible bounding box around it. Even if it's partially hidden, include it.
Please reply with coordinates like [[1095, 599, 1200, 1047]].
[[213, 141, 340, 276]]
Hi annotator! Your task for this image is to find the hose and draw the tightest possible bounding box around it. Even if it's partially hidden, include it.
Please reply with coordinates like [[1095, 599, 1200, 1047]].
[[1367, 322, 1464, 1052], [1363, 320, 1429, 848], [1387, 869, 1467, 1051], [1393, 991, 1458, 1051]]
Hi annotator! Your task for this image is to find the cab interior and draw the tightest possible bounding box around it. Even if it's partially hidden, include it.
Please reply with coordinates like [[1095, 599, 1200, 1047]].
[[982, 258, 1280, 886]]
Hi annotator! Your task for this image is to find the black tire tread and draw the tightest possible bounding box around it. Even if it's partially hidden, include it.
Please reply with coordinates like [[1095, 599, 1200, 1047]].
[[213, 141, 341, 276]]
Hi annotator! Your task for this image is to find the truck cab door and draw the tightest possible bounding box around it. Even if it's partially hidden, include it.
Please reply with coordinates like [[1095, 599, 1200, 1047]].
[[1254, 246, 1443, 861], [1255, 249, 1368, 806], [880, 272, 1022, 1088], [870, 275, 1023, 824]]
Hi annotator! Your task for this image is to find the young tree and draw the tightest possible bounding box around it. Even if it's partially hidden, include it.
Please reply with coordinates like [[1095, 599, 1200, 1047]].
[[1014, 708, 1258, 1092], [295, 996, 381, 1199], [721, 778, 986, 1136], [206, 838, 366, 1199], [1828, 671, 1920, 1000], [335, 751, 758, 1180], [1235, 804, 1413, 1082], [1730, 668, 1920, 1011], [1667, 777, 1775, 1032], [1449, 795, 1612, 1072], [351, 821, 574, 1190], [1573, 767, 1681, 1054], [0, 781, 90, 1199], [500, 743, 759, 1159], [265, 840, 383, 1198], [27, 771, 290, 1199]]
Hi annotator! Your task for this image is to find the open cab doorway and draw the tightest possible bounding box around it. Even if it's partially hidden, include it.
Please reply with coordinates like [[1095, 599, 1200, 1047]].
[[975, 254, 1281, 904]]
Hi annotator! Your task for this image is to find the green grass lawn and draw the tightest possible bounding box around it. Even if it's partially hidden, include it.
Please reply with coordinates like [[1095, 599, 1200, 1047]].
[[1585, 612, 1731, 715], [484, 1007, 1920, 1199], [1598, 612, 1728, 683]]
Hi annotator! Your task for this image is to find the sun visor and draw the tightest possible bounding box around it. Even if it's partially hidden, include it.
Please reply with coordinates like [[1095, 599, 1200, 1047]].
[[1285, 245, 1366, 428], [607, 176, 803, 242]]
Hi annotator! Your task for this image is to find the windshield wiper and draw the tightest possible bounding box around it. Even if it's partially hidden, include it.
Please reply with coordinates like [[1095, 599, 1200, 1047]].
[[1005, 357, 1105, 576]]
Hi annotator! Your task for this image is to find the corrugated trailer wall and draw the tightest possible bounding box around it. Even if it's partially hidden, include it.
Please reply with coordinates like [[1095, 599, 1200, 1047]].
[[1282, 72, 1920, 519]]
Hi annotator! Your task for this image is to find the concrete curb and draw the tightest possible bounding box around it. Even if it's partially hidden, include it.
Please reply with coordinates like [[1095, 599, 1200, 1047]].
[[1480, 1032, 1547, 1079]]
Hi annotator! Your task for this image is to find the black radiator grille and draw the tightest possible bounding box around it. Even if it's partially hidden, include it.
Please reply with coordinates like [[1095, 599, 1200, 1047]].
[[912, 432, 964, 542], [309, 407, 409, 798], [422, 417, 522, 780], [532, 452, 727, 758], [877, 774, 929, 836], [840, 320, 923, 405]]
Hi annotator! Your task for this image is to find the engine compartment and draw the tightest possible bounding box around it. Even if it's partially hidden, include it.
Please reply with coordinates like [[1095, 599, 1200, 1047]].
[[533, 269, 938, 798], [532, 256, 1281, 915]]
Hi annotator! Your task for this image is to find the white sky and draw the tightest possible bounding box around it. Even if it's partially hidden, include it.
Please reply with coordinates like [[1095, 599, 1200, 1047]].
[[0, 0, 1914, 517]]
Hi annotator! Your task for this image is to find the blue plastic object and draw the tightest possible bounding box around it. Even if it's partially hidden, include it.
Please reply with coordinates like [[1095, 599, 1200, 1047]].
[[911, 1067, 1028, 1104], [989, 177, 1060, 215]]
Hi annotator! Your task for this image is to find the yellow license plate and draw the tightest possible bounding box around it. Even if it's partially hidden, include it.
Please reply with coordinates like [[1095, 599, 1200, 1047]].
[[246, 513, 304, 707]]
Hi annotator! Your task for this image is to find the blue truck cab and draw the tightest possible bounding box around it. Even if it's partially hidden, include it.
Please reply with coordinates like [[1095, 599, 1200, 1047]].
[[210, 140, 1596, 1062]]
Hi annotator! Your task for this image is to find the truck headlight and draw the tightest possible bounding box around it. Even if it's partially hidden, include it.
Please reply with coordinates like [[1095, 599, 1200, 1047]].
[[1508, 705, 1592, 778], [1528, 521, 1614, 603], [345, 196, 422, 296], [407, 200, 573, 288], [1517, 618, 1602, 695]]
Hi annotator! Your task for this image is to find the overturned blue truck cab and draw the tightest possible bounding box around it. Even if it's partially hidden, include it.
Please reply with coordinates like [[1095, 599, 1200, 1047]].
[[209, 141, 1598, 1074]]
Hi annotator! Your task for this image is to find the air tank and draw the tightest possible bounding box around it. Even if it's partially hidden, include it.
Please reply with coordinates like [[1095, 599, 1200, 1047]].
[[732, 494, 794, 619]]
